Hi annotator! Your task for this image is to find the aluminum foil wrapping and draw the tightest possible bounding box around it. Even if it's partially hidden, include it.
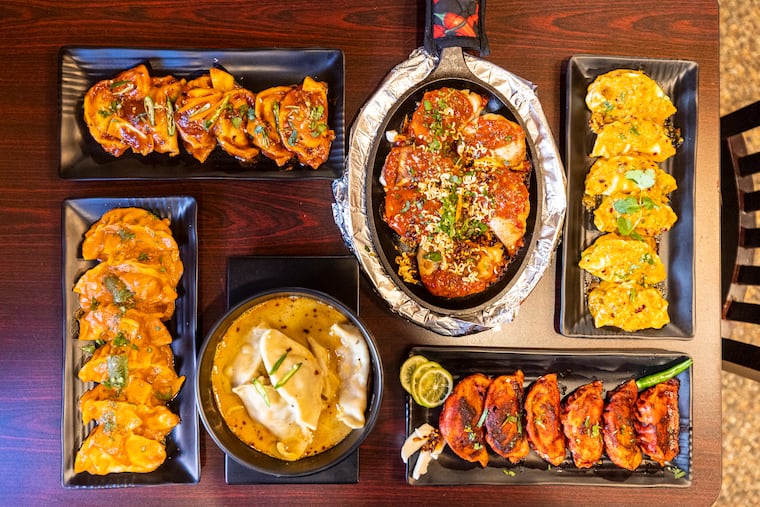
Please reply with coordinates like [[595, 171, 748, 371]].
[[332, 48, 567, 336]]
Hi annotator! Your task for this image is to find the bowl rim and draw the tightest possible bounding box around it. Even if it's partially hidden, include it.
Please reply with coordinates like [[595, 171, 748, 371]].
[[195, 287, 384, 477]]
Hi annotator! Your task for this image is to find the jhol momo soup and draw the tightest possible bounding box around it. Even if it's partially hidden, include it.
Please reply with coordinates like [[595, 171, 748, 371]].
[[210, 295, 370, 461]]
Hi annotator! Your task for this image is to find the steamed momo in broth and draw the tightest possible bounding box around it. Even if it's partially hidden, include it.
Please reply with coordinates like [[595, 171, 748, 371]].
[[211, 295, 370, 461]]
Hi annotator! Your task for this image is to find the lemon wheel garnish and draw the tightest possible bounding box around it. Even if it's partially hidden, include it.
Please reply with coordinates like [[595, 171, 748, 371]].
[[412, 366, 453, 408], [399, 355, 454, 408], [399, 355, 430, 394]]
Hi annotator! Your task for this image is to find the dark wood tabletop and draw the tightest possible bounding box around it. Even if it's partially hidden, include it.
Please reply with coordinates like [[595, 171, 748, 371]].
[[0, 1, 722, 505]]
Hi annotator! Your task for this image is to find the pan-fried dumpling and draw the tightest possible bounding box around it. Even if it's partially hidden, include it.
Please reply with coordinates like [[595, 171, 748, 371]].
[[276, 76, 335, 169], [248, 85, 296, 166], [82, 65, 155, 157], [584, 156, 677, 202], [331, 323, 370, 429], [74, 424, 166, 475], [579, 233, 666, 285], [458, 113, 529, 170], [588, 280, 670, 331], [232, 383, 310, 460], [590, 119, 676, 162], [586, 69, 676, 131], [260, 328, 323, 431]]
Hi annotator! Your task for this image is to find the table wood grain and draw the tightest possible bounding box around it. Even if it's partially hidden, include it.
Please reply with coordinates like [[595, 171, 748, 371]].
[[0, 1, 721, 505]]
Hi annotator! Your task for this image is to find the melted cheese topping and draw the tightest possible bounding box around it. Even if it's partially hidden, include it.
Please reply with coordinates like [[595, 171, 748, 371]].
[[579, 233, 666, 285], [584, 156, 677, 202], [586, 69, 676, 130], [591, 119, 676, 162], [587, 280, 670, 332]]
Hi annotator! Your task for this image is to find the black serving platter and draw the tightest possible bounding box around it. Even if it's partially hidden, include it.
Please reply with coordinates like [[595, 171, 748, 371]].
[[405, 346, 692, 487], [560, 55, 697, 338], [58, 46, 344, 180], [61, 196, 199, 488]]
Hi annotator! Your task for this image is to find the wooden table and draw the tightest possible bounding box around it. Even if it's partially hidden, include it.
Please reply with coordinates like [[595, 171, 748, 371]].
[[0, 1, 722, 505]]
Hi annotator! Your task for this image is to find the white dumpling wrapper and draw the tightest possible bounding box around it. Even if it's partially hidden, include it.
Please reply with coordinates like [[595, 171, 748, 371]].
[[307, 336, 340, 402], [231, 383, 310, 460], [226, 325, 267, 387], [331, 323, 370, 429], [260, 328, 323, 431]]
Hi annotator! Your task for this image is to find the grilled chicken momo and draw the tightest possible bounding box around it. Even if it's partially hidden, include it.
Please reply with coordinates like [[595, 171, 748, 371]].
[[635, 378, 680, 466], [560, 380, 604, 468], [438, 373, 491, 467], [483, 371, 530, 463], [524, 373, 566, 466], [602, 379, 642, 471], [382, 87, 532, 299]]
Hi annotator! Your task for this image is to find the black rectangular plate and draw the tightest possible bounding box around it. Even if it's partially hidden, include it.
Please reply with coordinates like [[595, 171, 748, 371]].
[[560, 55, 697, 338], [224, 255, 360, 484], [62, 197, 199, 488], [405, 346, 692, 487], [58, 46, 345, 180]]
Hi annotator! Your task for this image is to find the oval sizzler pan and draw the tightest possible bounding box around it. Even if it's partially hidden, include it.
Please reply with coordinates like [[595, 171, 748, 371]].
[[333, 0, 566, 336]]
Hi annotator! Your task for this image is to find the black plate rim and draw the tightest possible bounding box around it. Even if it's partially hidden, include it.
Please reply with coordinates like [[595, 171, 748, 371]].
[[559, 54, 697, 339], [61, 196, 200, 488], [58, 45, 345, 181]]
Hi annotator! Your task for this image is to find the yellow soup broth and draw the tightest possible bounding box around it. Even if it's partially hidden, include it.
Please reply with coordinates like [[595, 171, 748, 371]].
[[211, 295, 354, 460]]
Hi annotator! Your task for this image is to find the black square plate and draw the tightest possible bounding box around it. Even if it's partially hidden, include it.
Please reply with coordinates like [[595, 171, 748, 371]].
[[58, 47, 344, 180], [405, 346, 692, 487], [224, 255, 360, 484], [560, 55, 697, 338], [61, 196, 199, 488]]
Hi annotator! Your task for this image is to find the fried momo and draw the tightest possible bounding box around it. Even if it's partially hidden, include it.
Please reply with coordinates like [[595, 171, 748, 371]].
[[525, 373, 566, 466]]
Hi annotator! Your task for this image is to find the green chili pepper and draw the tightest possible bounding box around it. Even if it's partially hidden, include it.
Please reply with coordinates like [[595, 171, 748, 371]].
[[251, 378, 270, 407], [143, 96, 155, 126], [476, 407, 489, 428], [268, 351, 288, 375], [274, 362, 302, 389], [204, 95, 230, 130], [636, 358, 693, 390], [166, 98, 176, 136], [190, 102, 211, 118]]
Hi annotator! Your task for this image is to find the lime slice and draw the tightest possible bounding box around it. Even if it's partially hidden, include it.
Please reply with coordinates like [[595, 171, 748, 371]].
[[409, 361, 444, 404], [399, 355, 430, 394], [413, 366, 454, 408]]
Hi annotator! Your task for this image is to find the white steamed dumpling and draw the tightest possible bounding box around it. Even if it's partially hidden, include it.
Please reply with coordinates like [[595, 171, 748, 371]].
[[331, 323, 370, 429]]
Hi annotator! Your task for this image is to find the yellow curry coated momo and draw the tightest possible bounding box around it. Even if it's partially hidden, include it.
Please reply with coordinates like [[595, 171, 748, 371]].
[[580, 68, 679, 332], [211, 295, 370, 461]]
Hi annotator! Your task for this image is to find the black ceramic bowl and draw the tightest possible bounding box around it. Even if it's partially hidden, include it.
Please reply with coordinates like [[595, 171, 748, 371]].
[[196, 288, 383, 477], [366, 76, 540, 315]]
